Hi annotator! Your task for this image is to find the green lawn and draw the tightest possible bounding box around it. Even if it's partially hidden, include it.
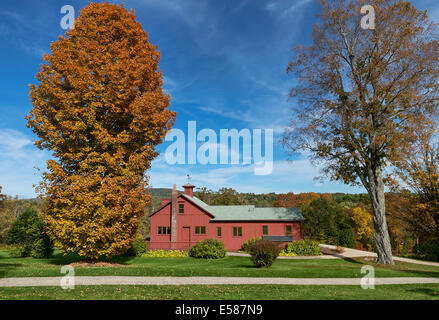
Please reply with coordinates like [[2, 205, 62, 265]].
[[1, 249, 439, 279], [1, 284, 439, 300]]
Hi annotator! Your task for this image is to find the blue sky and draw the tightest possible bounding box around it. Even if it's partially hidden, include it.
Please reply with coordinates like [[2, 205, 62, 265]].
[[1, 0, 438, 197]]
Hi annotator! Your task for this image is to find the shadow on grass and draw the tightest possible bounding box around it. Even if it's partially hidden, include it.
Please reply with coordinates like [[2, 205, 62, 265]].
[[0, 263, 22, 278], [47, 251, 83, 265], [343, 257, 439, 278], [237, 264, 258, 269], [47, 251, 136, 266], [407, 288, 439, 297]]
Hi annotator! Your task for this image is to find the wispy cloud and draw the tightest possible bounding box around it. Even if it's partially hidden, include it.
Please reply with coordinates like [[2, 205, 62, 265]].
[[149, 153, 363, 194], [0, 9, 48, 58], [265, 0, 313, 17], [132, 0, 212, 27], [0, 129, 50, 197], [198, 105, 257, 124]]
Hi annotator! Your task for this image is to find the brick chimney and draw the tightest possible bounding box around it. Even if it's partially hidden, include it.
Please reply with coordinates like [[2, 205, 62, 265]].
[[170, 184, 178, 249], [182, 183, 195, 197]]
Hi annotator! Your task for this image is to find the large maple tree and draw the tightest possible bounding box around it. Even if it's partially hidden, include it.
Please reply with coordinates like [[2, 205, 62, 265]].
[[26, 3, 175, 259]]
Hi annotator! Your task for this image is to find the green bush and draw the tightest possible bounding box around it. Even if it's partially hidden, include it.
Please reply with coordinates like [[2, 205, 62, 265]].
[[337, 227, 357, 248], [30, 237, 53, 258], [285, 239, 322, 256], [7, 244, 26, 258], [125, 237, 147, 257], [302, 199, 357, 247], [414, 240, 439, 262], [189, 238, 226, 259], [247, 239, 281, 268], [7, 208, 53, 258], [241, 237, 261, 252]]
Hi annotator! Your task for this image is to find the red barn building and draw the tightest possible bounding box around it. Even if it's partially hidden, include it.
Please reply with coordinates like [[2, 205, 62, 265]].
[[148, 183, 303, 251]]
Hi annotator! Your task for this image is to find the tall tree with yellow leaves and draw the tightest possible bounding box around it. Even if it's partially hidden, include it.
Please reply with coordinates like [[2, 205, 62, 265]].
[[283, 0, 439, 263], [348, 206, 373, 247], [26, 3, 175, 259]]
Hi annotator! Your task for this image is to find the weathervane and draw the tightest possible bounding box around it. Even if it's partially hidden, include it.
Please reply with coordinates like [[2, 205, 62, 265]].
[[186, 174, 192, 184]]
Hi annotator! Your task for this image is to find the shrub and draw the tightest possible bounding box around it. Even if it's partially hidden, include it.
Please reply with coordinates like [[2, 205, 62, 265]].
[[189, 238, 227, 259], [285, 240, 322, 256], [7, 208, 53, 258], [247, 239, 281, 267], [359, 234, 374, 251], [142, 249, 189, 257], [414, 240, 439, 262], [302, 199, 357, 247], [125, 237, 147, 257], [241, 237, 261, 252], [279, 250, 297, 257], [7, 244, 26, 258], [30, 237, 54, 258], [337, 227, 357, 248]]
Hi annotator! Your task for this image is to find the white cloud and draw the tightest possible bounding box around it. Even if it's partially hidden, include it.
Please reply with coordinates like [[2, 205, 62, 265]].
[[0, 129, 33, 157], [0, 129, 363, 197], [265, 0, 313, 17], [198, 105, 257, 124], [430, 7, 439, 22], [0, 129, 50, 197], [149, 154, 364, 194], [132, 0, 212, 28]]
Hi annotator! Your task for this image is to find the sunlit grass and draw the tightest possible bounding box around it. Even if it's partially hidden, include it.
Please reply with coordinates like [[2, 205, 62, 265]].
[[1, 284, 439, 300], [1, 249, 438, 279]]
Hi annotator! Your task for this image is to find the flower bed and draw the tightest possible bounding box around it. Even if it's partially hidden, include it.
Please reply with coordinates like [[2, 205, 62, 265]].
[[142, 249, 189, 258]]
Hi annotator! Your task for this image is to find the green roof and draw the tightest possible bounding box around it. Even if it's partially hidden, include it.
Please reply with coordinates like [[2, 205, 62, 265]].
[[181, 194, 303, 221]]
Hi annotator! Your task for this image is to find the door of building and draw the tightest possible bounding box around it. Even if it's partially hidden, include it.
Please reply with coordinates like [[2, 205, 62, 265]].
[[182, 227, 190, 248]]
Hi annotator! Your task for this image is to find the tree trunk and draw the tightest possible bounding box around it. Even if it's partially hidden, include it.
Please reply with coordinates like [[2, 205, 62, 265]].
[[367, 165, 394, 264]]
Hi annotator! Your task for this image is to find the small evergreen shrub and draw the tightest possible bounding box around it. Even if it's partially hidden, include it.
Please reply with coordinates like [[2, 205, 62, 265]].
[[285, 240, 322, 256], [247, 239, 281, 267], [30, 237, 54, 258], [126, 237, 147, 256], [337, 228, 356, 248], [241, 237, 261, 252], [7, 208, 53, 258], [414, 240, 439, 262], [189, 238, 227, 259], [7, 244, 26, 258]]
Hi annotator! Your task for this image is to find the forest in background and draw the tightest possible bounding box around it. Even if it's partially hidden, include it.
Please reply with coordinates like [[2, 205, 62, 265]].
[[1, 184, 437, 261]]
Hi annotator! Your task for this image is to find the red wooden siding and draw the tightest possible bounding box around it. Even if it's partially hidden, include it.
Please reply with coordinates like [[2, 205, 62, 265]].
[[149, 193, 302, 251]]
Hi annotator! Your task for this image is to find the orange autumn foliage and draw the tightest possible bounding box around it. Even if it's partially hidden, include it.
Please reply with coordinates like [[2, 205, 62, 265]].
[[273, 192, 332, 208], [26, 3, 175, 259]]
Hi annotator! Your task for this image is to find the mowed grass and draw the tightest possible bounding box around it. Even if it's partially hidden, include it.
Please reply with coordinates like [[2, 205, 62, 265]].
[[1, 249, 439, 279], [1, 284, 439, 300]]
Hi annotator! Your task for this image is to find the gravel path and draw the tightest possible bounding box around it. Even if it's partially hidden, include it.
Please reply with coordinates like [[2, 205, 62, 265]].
[[1, 276, 439, 287]]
